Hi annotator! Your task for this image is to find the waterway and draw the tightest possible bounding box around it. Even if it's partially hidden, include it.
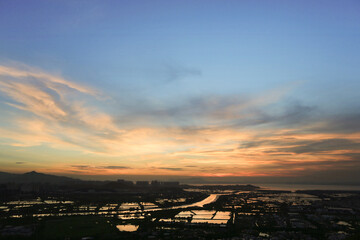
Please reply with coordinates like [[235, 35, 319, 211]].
[[143, 194, 221, 212], [169, 194, 219, 209]]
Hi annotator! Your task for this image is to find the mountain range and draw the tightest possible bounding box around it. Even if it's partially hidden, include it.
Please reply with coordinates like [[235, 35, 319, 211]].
[[0, 171, 80, 184]]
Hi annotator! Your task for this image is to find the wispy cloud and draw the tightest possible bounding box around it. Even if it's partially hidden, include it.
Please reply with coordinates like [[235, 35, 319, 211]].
[[103, 165, 131, 169], [162, 64, 202, 83], [0, 65, 97, 96], [0, 62, 359, 180], [0, 63, 123, 153], [71, 165, 130, 170], [158, 167, 184, 171]]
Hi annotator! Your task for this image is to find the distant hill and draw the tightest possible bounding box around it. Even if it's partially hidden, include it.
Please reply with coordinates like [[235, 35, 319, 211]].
[[0, 171, 80, 184]]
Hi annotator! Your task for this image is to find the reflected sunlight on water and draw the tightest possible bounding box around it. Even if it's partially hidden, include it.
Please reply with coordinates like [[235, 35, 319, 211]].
[[116, 224, 139, 232]]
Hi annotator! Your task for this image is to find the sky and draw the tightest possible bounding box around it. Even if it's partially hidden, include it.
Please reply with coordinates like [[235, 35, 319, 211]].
[[0, 0, 360, 183]]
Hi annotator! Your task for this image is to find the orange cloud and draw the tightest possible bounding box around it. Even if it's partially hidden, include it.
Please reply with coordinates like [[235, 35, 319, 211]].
[[0, 63, 359, 179], [0, 65, 96, 96]]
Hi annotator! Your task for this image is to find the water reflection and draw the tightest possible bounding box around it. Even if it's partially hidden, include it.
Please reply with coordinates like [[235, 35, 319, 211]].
[[173, 209, 231, 224], [2, 194, 223, 220], [116, 224, 139, 232], [167, 194, 220, 209]]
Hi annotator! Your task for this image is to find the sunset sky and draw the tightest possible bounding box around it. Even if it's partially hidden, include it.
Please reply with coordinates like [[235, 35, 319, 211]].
[[0, 0, 359, 183]]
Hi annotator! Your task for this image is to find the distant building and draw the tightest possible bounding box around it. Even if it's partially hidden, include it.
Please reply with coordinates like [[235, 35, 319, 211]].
[[136, 181, 149, 186], [162, 181, 180, 187], [117, 179, 134, 186], [151, 180, 160, 186], [20, 183, 41, 193], [134, 180, 179, 187]]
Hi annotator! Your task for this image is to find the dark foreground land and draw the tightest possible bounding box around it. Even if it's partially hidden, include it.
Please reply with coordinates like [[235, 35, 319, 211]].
[[0, 173, 359, 239]]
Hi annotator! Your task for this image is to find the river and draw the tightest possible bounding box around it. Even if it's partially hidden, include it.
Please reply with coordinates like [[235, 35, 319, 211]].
[[142, 194, 221, 213], [169, 194, 220, 209]]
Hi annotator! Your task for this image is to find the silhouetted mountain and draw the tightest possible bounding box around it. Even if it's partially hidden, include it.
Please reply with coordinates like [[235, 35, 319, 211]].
[[0, 171, 80, 184]]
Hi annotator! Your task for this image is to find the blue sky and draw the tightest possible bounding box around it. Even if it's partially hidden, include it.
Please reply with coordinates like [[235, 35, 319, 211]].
[[0, 0, 359, 182]]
